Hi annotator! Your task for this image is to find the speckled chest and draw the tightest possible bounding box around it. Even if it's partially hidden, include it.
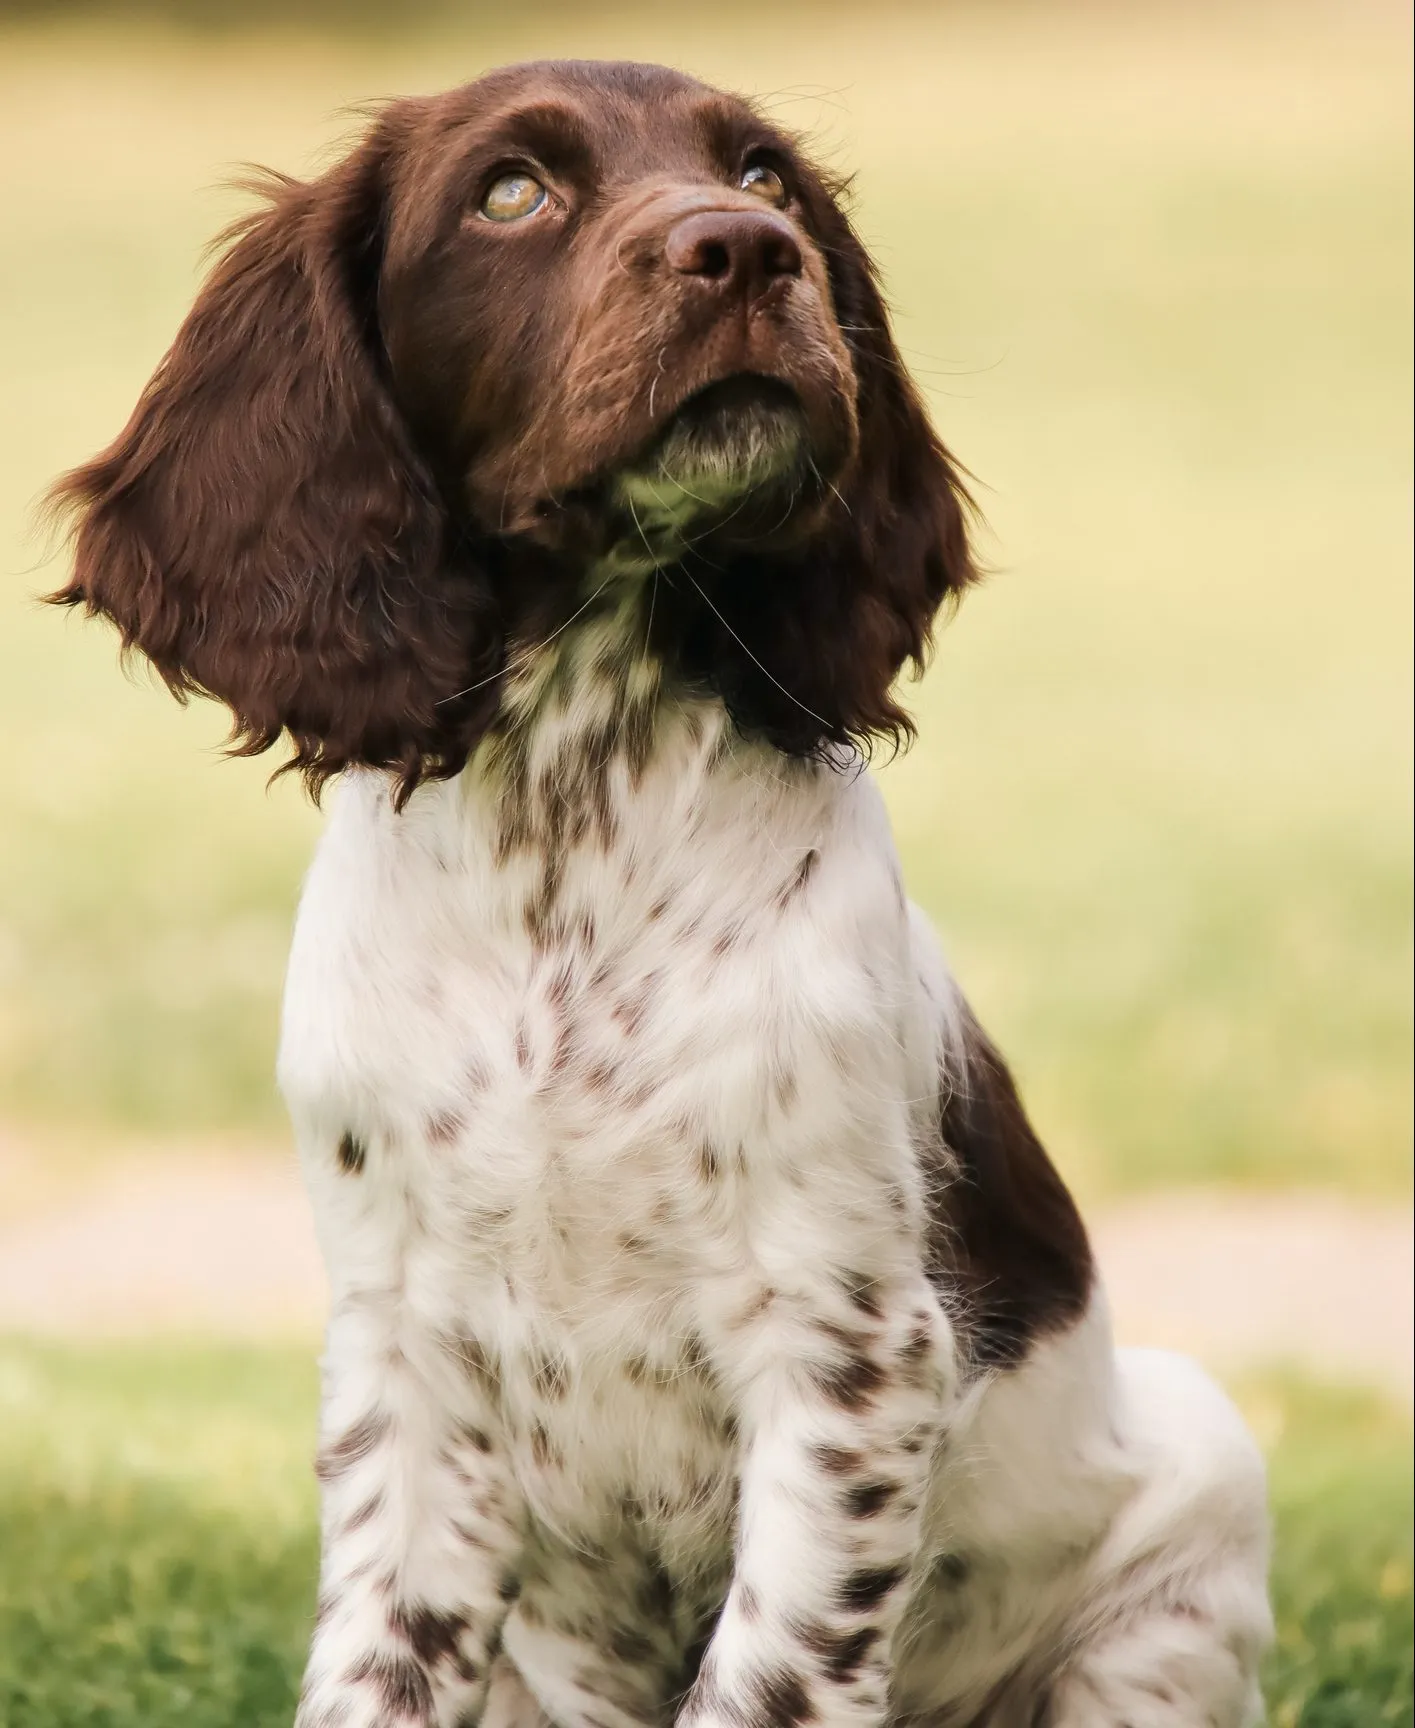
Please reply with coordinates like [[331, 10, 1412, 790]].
[[280, 697, 921, 1527]]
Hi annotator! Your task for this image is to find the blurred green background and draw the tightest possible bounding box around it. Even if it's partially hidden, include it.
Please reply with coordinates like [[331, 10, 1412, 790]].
[[0, 2, 1411, 1724]]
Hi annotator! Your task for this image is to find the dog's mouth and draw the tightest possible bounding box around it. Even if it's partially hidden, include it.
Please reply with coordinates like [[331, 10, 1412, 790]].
[[610, 374, 809, 537], [655, 374, 806, 479]]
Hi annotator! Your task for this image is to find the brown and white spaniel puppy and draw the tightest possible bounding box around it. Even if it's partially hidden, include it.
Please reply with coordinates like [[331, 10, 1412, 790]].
[[50, 60, 1272, 1728]]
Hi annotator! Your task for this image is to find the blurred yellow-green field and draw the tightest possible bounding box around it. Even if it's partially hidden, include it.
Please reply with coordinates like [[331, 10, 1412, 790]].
[[0, 10, 1412, 1726], [1, 0, 1410, 1206]]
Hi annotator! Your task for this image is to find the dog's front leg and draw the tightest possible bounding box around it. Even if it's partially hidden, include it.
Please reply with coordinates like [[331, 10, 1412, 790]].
[[681, 1274, 955, 1728], [296, 1300, 523, 1728]]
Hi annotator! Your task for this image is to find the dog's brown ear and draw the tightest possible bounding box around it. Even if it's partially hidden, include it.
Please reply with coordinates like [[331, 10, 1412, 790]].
[[680, 186, 977, 761], [46, 116, 501, 801], [818, 215, 978, 740]]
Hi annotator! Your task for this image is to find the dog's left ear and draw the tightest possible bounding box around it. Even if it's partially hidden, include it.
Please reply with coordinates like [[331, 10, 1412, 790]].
[[822, 214, 979, 730], [696, 194, 977, 759]]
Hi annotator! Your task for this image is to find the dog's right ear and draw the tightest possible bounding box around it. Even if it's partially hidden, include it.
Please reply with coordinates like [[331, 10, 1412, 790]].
[[46, 112, 502, 801]]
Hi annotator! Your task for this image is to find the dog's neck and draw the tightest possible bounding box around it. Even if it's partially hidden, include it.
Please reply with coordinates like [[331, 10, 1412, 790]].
[[470, 568, 705, 903], [495, 566, 665, 741]]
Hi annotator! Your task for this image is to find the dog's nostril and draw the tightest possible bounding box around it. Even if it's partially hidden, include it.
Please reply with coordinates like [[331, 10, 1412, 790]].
[[760, 234, 801, 277], [666, 210, 803, 292], [697, 240, 732, 279]]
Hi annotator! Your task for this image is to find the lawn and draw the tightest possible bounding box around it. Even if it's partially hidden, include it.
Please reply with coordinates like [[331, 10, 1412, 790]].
[[0, 1, 1410, 1197], [0, 1338, 1408, 1727]]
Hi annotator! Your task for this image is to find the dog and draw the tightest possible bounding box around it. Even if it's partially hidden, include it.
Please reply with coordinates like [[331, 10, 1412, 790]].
[[49, 59, 1273, 1728]]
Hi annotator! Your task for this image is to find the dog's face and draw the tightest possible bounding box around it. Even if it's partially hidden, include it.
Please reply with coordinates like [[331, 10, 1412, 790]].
[[380, 62, 858, 559], [49, 61, 974, 795]]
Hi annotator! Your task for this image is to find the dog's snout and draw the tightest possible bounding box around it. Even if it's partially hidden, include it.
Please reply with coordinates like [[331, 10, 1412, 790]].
[[665, 209, 802, 297]]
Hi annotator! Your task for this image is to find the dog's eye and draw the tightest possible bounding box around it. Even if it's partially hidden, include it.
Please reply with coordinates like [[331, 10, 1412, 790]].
[[481, 173, 548, 222], [740, 163, 788, 206]]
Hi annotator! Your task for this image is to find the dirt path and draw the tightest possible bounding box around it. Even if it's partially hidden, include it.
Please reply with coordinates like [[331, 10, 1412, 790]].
[[0, 1143, 1409, 1403]]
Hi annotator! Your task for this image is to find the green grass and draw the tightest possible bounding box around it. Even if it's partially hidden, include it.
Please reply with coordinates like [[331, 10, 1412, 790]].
[[0, 2, 1410, 1195], [0, 1339, 1409, 1725], [1258, 1380, 1415, 1725]]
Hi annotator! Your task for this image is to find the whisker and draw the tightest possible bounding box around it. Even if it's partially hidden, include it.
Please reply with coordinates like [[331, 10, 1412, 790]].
[[678, 566, 835, 734], [435, 570, 619, 705]]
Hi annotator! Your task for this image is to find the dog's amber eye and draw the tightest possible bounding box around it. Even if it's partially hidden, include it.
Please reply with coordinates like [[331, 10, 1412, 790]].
[[481, 173, 548, 222], [740, 164, 788, 206]]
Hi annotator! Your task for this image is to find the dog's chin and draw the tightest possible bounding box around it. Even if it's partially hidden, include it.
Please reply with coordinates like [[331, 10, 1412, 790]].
[[606, 376, 814, 566]]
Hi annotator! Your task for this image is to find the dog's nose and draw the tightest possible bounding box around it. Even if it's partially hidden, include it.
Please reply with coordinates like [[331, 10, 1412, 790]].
[[665, 209, 802, 297]]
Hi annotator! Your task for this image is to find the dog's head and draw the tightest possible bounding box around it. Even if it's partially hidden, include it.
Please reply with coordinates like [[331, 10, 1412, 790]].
[[49, 61, 975, 797]]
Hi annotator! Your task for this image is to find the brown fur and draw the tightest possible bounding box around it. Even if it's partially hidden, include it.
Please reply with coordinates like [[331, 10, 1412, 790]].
[[928, 1006, 1095, 1370]]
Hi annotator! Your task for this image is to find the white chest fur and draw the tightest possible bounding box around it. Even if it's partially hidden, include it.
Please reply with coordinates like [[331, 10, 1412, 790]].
[[279, 692, 931, 1514]]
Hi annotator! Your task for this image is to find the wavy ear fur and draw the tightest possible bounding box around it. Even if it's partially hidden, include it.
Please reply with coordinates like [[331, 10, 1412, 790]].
[[679, 197, 977, 760], [46, 120, 500, 802]]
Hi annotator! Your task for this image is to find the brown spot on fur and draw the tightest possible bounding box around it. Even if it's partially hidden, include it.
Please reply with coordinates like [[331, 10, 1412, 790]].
[[838, 1563, 906, 1613], [336, 1131, 365, 1174], [812, 1442, 867, 1477], [808, 1347, 886, 1412], [896, 1313, 937, 1387], [928, 1000, 1094, 1370], [425, 1110, 463, 1146], [314, 1409, 389, 1483], [839, 1270, 885, 1320], [585, 1058, 617, 1094], [340, 1491, 385, 1534], [390, 1601, 468, 1668], [799, 1620, 881, 1683], [532, 1353, 569, 1400], [530, 1420, 562, 1470], [348, 1650, 433, 1718], [843, 1478, 899, 1518], [608, 1623, 658, 1664], [680, 1332, 712, 1378], [733, 1285, 777, 1329], [771, 1056, 799, 1111], [776, 846, 820, 908], [711, 923, 743, 959], [544, 958, 575, 1008], [611, 976, 656, 1037], [451, 1337, 498, 1390], [635, 1555, 676, 1618], [623, 694, 657, 783], [746, 1663, 817, 1727]]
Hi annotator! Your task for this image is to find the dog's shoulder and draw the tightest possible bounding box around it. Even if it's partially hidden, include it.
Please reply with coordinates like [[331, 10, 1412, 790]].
[[906, 909, 1094, 1374]]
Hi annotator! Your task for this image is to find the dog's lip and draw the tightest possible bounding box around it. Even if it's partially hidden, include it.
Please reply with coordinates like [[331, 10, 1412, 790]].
[[537, 372, 802, 504], [519, 370, 820, 532], [659, 372, 804, 432], [624, 370, 806, 477]]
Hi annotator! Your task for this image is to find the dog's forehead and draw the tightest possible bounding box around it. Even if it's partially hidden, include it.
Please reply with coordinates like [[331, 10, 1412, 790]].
[[434, 59, 765, 177]]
